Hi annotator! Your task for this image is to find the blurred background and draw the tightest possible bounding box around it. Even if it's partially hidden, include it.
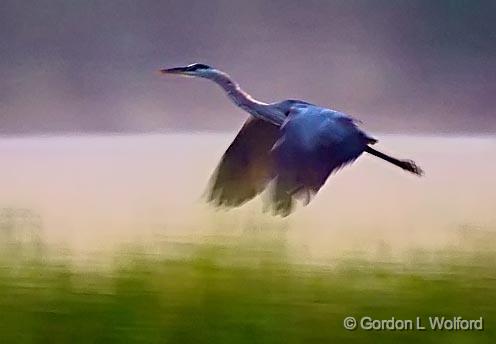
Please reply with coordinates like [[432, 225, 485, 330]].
[[0, 1, 496, 343], [1, 0, 495, 135]]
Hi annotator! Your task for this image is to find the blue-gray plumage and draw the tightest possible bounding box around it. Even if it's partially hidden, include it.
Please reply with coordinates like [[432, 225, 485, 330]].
[[160, 63, 423, 216]]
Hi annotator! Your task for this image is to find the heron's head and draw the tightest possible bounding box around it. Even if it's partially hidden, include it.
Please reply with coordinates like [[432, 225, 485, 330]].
[[159, 63, 215, 78]]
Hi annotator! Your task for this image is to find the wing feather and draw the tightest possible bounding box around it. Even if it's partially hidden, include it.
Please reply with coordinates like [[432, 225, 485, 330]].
[[207, 117, 280, 207], [270, 106, 370, 216]]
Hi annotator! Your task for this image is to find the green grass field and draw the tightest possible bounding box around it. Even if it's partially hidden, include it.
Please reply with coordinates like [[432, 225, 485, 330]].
[[0, 231, 494, 344], [0, 135, 494, 343]]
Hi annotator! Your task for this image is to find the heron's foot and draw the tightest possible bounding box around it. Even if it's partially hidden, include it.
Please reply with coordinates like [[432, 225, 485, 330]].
[[400, 159, 424, 176]]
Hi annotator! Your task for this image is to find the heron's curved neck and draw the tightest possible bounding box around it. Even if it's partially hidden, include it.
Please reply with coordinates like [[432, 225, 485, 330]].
[[209, 71, 284, 125]]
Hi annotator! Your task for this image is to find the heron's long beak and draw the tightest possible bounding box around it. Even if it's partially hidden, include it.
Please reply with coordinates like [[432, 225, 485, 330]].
[[159, 67, 189, 76]]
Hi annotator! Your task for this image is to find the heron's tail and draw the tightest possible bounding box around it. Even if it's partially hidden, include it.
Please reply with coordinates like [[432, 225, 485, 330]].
[[365, 146, 423, 176]]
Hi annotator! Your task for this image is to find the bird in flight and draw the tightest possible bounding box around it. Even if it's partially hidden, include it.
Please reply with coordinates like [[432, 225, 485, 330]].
[[160, 63, 423, 216]]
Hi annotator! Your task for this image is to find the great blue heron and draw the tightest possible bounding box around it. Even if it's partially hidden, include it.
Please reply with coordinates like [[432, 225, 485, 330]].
[[160, 63, 423, 216]]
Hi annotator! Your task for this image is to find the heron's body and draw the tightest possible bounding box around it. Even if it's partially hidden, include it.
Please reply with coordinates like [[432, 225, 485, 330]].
[[160, 63, 423, 216]]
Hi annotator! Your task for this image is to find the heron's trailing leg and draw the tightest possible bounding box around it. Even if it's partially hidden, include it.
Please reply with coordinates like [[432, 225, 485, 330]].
[[365, 146, 423, 176]]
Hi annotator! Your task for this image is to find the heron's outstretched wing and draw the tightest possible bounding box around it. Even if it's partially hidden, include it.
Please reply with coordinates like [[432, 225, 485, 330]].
[[207, 117, 280, 207], [270, 106, 372, 216]]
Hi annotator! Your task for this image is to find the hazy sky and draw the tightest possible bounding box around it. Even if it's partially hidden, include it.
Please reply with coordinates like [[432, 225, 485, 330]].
[[1, 0, 495, 135]]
